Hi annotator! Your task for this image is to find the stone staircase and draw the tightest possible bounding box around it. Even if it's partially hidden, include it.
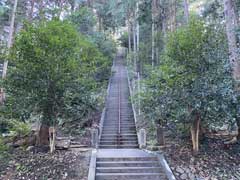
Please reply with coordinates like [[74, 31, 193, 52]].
[[98, 57, 139, 149], [88, 53, 171, 180], [95, 150, 167, 180]]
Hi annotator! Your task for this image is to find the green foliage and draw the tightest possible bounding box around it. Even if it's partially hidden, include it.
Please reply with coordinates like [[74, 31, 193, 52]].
[[8, 120, 31, 138], [4, 20, 111, 127], [119, 32, 129, 48], [141, 18, 236, 132], [68, 7, 96, 35], [0, 136, 8, 157], [90, 32, 116, 62]]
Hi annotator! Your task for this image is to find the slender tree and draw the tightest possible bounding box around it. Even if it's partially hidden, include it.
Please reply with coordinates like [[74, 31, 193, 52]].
[[183, 0, 189, 24], [151, 0, 157, 67], [2, 0, 18, 79], [29, 0, 36, 21]]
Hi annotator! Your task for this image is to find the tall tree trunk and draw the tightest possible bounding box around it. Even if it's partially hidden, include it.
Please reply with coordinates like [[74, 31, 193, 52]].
[[29, 0, 35, 21], [161, 5, 166, 37], [2, 0, 18, 79], [128, 20, 132, 54], [183, 0, 189, 24], [133, 13, 137, 72], [151, 0, 157, 67], [39, 0, 45, 20], [224, 0, 240, 80], [136, 2, 140, 73], [224, 0, 240, 140], [171, 0, 176, 31]]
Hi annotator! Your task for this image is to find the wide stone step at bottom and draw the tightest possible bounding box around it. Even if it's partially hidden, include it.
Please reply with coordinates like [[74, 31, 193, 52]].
[[96, 167, 163, 173], [97, 157, 158, 162], [95, 173, 164, 180], [96, 161, 160, 167]]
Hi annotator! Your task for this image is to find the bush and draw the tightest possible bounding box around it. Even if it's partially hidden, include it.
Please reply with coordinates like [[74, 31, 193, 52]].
[[0, 136, 8, 159], [8, 120, 31, 138], [141, 18, 236, 132]]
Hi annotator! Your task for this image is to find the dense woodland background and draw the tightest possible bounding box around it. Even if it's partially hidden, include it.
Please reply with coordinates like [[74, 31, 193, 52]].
[[0, 0, 240, 179]]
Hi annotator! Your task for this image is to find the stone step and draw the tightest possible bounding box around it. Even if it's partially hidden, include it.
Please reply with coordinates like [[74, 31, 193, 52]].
[[97, 157, 158, 162], [103, 123, 135, 126], [101, 133, 137, 137], [100, 135, 138, 139], [102, 127, 136, 129], [102, 129, 136, 132], [100, 137, 138, 141], [103, 124, 135, 126], [95, 173, 163, 180], [103, 127, 136, 130], [99, 141, 138, 145], [99, 144, 139, 149], [96, 167, 162, 173], [100, 140, 138, 143], [96, 161, 160, 167], [101, 131, 136, 134]]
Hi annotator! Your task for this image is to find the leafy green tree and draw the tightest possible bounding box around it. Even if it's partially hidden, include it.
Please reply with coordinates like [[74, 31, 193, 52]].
[[4, 20, 109, 144], [141, 18, 236, 153]]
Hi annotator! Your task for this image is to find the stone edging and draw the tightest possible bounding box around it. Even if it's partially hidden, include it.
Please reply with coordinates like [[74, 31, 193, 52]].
[[88, 149, 97, 180], [144, 149, 176, 180]]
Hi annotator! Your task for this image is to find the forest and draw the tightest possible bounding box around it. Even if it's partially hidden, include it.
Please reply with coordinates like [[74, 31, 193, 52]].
[[0, 0, 240, 180]]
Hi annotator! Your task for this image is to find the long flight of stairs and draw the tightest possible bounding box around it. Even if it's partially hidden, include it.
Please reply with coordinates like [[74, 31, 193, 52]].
[[92, 54, 168, 180], [99, 57, 139, 149]]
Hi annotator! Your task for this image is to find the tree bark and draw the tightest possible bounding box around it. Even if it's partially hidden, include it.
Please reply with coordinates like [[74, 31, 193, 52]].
[[133, 13, 137, 72], [136, 2, 140, 73], [151, 0, 157, 67], [39, 0, 44, 19], [49, 127, 56, 153], [237, 118, 240, 139], [2, 0, 18, 79], [29, 0, 35, 21], [190, 113, 201, 155], [128, 20, 132, 54], [37, 124, 50, 145], [224, 0, 240, 139], [224, 0, 240, 80], [170, 0, 176, 31], [183, 0, 189, 24]]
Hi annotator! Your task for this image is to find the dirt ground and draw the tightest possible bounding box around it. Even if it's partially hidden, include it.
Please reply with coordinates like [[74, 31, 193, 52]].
[[0, 111, 101, 180], [162, 135, 240, 180], [0, 147, 91, 180]]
